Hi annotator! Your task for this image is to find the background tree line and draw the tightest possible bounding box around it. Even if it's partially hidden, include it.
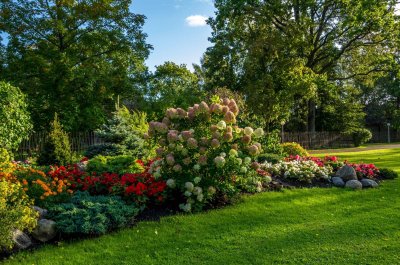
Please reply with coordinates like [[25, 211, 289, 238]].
[[0, 0, 399, 136]]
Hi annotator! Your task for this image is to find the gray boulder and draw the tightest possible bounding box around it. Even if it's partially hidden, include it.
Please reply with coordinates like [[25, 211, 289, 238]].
[[361, 179, 379, 188], [12, 229, 32, 249], [335, 165, 357, 181], [331, 177, 345, 187], [345, 180, 363, 190], [32, 206, 48, 219], [32, 219, 57, 242]]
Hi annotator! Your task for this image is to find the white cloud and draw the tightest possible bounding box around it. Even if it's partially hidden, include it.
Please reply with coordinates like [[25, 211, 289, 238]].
[[185, 15, 208, 27]]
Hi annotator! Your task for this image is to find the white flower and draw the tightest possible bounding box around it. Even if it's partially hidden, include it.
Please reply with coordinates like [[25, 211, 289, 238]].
[[220, 152, 226, 158], [244, 157, 251, 165], [179, 203, 191, 212], [253, 128, 264, 138], [184, 191, 192, 197], [217, 120, 227, 130], [194, 177, 201, 184], [193, 186, 203, 195], [244, 127, 254, 136], [166, 179, 176, 188], [197, 194, 204, 202], [193, 164, 201, 171], [185, 182, 194, 191], [214, 156, 226, 168], [240, 166, 248, 173]]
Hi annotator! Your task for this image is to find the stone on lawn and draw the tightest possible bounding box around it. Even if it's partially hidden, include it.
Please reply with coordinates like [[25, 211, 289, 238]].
[[345, 180, 362, 190], [360, 179, 379, 188], [32, 219, 57, 242], [12, 229, 32, 249], [32, 206, 48, 219], [335, 165, 357, 181], [331, 177, 345, 187]]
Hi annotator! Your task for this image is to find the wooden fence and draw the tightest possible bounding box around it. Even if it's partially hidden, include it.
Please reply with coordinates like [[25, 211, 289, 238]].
[[15, 129, 398, 160], [281, 131, 354, 149], [16, 132, 105, 160]]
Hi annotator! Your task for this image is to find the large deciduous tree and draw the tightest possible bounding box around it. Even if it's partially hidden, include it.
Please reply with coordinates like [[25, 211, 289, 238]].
[[203, 0, 398, 131], [0, 0, 151, 131]]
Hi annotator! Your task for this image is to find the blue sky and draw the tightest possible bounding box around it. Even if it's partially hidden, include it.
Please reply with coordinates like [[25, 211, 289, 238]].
[[131, 0, 216, 71]]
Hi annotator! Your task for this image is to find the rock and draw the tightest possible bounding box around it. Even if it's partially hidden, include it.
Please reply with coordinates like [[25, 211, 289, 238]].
[[361, 179, 379, 188], [331, 177, 345, 187], [32, 206, 48, 219], [12, 229, 32, 249], [32, 219, 57, 242], [335, 165, 357, 181], [345, 180, 363, 190]]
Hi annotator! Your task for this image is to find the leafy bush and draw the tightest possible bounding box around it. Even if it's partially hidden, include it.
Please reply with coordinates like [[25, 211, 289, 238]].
[[38, 114, 72, 166], [260, 131, 284, 155], [349, 128, 372, 147], [0, 148, 11, 164], [0, 180, 38, 249], [257, 153, 284, 164], [86, 155, 144, 175], [48, 191, 139, 235], [84, 143, 125, 158], [281, 142, 309, 156], [0, 81, 33, 151], [378, 168, 398, 179], [94, 106, 152, 158], [148, 97, 267, 212]]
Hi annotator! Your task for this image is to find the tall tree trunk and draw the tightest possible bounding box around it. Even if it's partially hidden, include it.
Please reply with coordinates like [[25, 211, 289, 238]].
[[307, 100, 316, 132]]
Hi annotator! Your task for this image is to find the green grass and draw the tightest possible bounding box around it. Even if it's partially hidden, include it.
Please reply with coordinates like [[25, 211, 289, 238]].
[[3, 149, 400, 265]]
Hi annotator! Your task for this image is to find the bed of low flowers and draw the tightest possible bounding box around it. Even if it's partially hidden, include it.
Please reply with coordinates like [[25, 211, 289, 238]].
[[261, 154, 382, 186]]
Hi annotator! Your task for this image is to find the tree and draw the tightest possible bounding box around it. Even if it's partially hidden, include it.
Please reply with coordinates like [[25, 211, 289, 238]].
[[0, 81, 32, 152], [203, 0, 398, 131], [37, 113, 71, 166], [0, 0, 151, 131], [144, 62, 204, 120]]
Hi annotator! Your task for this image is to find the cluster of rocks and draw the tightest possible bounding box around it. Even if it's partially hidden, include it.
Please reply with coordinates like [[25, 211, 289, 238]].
[[12, 206, 57, 250], [331, 165, 378, 189]]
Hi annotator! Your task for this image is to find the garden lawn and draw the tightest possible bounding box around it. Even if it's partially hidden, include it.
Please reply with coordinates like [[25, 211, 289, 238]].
[[3, 148, 400, 265]]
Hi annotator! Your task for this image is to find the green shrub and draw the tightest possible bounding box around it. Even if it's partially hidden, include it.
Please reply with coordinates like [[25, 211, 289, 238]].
[[379, 168, 398, 179], [257, 153, 284, 164], [38, 113, 72, 166], [48, 191, 139, 235], [84, 143, 125, 158], [0, 180, 38, 249], [259, 131, 284, 155], [86, 155, 143, 175], [281, 142, 309, 157], [0, 81, 33, 151], [349, 128, 372, 147]]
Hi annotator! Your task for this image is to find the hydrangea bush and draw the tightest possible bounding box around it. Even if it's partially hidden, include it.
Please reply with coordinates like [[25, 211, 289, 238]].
[[147, 97, 268, 212]]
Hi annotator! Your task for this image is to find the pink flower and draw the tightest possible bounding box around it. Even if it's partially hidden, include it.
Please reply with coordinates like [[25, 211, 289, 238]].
[[211, 138, 220, 148], [166, 154, 175, 166], [224, 111, 236, 124], [181, 130, 193, 140], [198, 155, 208, 165], [242, 135, 251, 144], [187, 138, 198, 149]]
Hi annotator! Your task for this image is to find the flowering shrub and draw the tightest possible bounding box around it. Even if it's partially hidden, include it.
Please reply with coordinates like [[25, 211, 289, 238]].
[[262, 159, 333, 183], [147, 97, 266, 212], [0, 180, 38, 249], [286, 155, 344, 170]]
